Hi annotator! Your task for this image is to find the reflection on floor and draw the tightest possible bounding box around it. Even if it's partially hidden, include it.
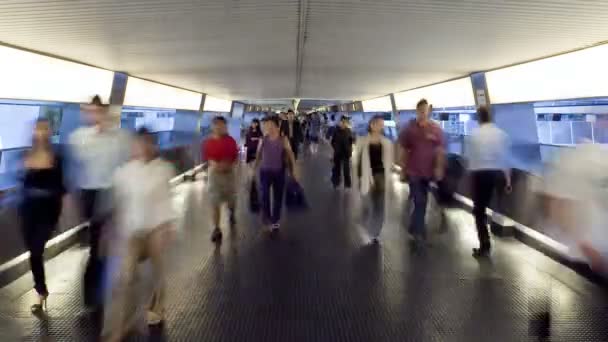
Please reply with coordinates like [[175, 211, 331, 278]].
[[0, 149, 607, 341]]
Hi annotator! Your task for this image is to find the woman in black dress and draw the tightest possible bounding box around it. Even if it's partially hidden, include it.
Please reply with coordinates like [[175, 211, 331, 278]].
[[245, 119, 263, 164], [19, 118, 65, 312]]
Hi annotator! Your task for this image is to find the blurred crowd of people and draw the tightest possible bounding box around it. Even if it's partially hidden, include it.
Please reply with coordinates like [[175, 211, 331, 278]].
[[14, 93, 608, 340], [19, 95, 177, 341]]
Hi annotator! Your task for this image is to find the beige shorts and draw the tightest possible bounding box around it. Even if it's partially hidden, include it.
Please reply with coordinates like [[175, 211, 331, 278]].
[[207, 170, 236, 205]]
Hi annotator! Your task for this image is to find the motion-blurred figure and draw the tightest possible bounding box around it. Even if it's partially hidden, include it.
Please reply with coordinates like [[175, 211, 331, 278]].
[[103, 128, 176, 342], [244, 119, 263, 166], [465, 106, 511, 258], [280, 109, 303, 159], [399, 99, 445, 246], [19, 118, 66, 313], [202, 116, 239, 243], [542, 141, 608, 273], [331, 115, 354, 190], [353, 115, 394, 243], [307, 112, 322, 154], [69, 95, 130, 310]]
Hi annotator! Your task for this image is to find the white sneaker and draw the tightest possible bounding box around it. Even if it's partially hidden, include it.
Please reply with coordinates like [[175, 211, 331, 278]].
[[146, 311, 163, 326]]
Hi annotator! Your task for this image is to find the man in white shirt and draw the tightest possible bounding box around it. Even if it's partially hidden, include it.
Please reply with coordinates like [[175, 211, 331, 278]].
[[103, 128, 176, 340], [466, 106, 511, 257], [543, 141, 608, 273], [68, 95, 131, 309]]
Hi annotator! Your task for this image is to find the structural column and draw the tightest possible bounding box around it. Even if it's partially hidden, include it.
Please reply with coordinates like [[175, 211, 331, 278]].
[[389, 94, 397, 120], [109, 72, 129, 128]]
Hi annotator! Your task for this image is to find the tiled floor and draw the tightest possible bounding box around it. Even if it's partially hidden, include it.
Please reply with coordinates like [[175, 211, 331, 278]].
[[0, 150, 607, 341]]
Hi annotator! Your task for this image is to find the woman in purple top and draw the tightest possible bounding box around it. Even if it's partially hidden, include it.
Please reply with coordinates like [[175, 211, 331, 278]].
[[254, 116, 297, 237]]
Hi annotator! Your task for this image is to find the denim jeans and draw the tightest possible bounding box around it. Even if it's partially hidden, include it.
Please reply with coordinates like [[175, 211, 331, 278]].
[[408, 177, 431, 238], [259, 169, 286, 225]]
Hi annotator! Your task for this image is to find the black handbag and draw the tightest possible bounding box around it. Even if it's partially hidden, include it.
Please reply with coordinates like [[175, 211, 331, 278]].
[[249, 180, 260, 213], [285, 178, 308, 212]]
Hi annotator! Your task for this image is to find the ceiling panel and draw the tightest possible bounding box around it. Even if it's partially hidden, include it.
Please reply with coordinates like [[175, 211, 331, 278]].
[[301, 0, 608, 100], [0, 0, 299, 100], [0, 0, 607, 103]]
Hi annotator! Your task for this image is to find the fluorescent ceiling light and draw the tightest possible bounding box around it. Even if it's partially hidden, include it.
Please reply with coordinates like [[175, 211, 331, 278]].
[[394, 77, 475, 110], [124, 77, 202, 110], [362, 96, 392, 112], [486, 44, 608, 104], [0, 45, 113, 103], [203, 95, 232, 112]]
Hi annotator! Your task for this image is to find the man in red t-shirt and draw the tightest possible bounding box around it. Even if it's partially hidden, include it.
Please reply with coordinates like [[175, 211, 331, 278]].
[[202, 116, 239, 243], [399, 99, 445, 244]]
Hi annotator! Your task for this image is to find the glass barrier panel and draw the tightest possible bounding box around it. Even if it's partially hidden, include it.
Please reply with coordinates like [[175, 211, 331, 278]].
[[536, 121, 551, 144], [549, 121, 573, 145], [592, 121, 608, 143], [571, 121, 592, 143]]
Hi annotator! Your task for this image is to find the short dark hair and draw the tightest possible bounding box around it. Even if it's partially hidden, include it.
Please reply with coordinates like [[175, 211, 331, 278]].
[[267, 115, 280, 127], [36, 117, 50, 124], [90, 94, 109, 108], [367, 115, 384, 133], [90, 95, 103, 106], [340, 115, 349, 122], [212, 116, 227, 124], [477, 106, 491, 123], [416, 98, 428, 109], [287, 109, 294, 114], [136, 127, 156, 144]]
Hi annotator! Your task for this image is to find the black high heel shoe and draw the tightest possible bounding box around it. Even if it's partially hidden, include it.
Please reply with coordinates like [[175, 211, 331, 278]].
[[31, 294, 48, 313]]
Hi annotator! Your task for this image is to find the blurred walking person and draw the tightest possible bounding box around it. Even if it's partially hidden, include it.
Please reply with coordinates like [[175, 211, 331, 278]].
[[19, 118, 66, 312], [245, 119, 263, 180], [280, 109, 303, 160], [202, 116, 239, 243], [245, 119, 263, 165], [103, 128, 176, 342], [69, 95, 130, 310], [542, 139, 608, 274], [398, 99, 445, 246], [307, 112, 322, 154], [466, 106, 511, 257], [353, 115, 394, 243], [255, 116, 297, 238], [331, 115, 355, 190]]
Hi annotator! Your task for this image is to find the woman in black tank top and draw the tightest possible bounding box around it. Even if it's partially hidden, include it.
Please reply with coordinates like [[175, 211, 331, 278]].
[[19, 118, 65, 313]]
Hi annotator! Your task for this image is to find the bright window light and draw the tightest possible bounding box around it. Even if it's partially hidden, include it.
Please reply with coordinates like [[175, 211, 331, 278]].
[[0, 45, 114, 103], [123, 77, 202, 110], [486, 44, 608, 104], [203, 95, 232, 112], [394, 77, 475, 110], [362, 96, 392, 112], [459, 113, 471, 122]]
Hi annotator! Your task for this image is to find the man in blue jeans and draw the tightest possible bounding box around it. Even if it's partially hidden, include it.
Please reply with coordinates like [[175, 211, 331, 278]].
[[399, 99, 445, 245]]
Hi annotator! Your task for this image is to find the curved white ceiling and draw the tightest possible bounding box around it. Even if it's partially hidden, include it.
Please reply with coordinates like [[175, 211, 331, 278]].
[[0, 0, 607, 102]]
